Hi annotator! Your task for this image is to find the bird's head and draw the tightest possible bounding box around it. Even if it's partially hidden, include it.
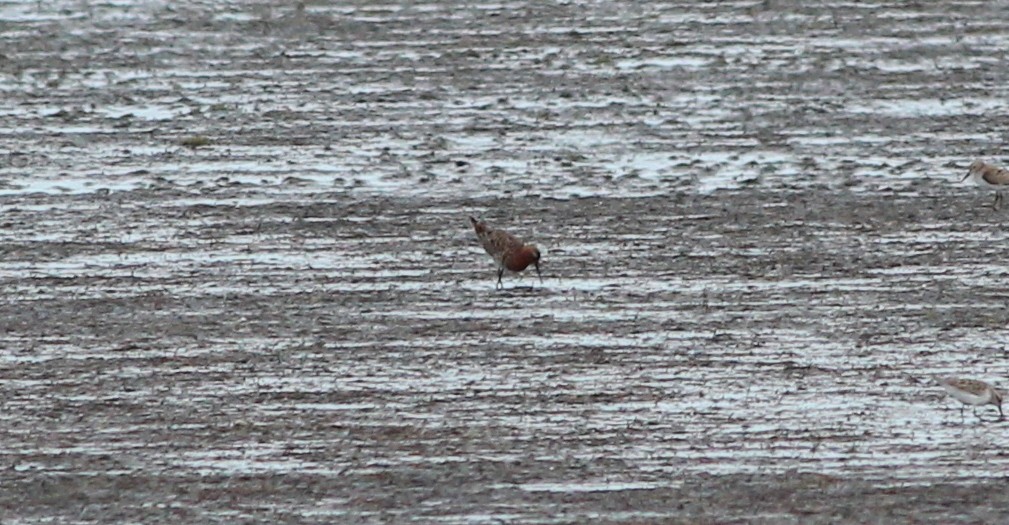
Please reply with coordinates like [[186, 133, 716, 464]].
[[963, 160, 986, 182]]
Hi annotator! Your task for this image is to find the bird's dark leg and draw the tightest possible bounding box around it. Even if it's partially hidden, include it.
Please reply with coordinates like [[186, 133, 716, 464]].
[[994, 192, 1003, 210], [496, 268, 504, 289]]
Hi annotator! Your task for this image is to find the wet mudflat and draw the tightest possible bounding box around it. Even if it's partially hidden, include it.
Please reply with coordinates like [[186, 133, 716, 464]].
[[3, 189, 1009, 523], [4, 0, 1009, 523]]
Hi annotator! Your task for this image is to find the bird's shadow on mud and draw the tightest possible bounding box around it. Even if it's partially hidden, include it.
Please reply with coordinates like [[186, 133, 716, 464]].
[[495, 285, 548, 295]]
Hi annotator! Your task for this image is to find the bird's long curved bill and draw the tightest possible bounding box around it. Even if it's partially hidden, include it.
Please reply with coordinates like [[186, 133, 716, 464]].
[[535, 262, 543, 283], [961, 171, 971, 182]]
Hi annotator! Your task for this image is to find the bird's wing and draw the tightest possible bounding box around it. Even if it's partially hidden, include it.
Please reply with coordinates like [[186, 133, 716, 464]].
[[981, 165, 1009, 185]]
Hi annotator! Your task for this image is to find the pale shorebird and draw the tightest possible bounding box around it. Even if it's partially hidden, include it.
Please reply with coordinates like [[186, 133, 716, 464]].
[[469, 216, 542, 289], [939, 377, 1003, 421], [962, 160, 1009, 210]]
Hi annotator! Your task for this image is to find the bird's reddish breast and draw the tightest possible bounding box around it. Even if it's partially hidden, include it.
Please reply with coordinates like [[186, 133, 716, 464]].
[[504, 246, 538, 271]]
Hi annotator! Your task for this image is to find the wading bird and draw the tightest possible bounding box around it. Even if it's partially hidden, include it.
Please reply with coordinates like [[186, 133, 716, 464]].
[[939, 377, 1003, 421], [962, 160, 1009, 210], [470, 216, 542, 289]]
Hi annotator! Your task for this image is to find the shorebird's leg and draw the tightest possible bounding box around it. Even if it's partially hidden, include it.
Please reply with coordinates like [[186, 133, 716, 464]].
[[496, 268, 504, 289], [960, 406, 965, 423], [535, 262, 542, 285], [994, 192, 1002, 210]]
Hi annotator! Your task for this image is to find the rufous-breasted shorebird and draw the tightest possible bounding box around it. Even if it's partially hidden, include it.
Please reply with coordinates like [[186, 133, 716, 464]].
[[939, 377, 1003, 421], [470, 216, 542, 289], [962, 160, 1009, 210]]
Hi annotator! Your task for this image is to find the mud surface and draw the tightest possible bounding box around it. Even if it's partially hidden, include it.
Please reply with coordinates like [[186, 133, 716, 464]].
[[4, 1, 1009, 523]]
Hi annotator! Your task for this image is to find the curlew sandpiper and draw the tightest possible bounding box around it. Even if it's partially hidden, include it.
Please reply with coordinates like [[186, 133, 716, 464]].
[[469, 216, 542, 289]]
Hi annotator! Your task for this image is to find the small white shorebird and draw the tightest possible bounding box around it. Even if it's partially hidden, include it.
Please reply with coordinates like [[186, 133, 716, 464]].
[[939, 377, 1003, 421], [962, 160, 1009, 210]]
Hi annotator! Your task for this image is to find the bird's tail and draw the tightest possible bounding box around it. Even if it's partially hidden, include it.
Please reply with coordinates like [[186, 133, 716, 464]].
[[470, 216, 487, 234]]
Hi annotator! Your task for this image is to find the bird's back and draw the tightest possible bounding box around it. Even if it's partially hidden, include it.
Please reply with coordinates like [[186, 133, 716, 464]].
[[470, 217, 524, 266]]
